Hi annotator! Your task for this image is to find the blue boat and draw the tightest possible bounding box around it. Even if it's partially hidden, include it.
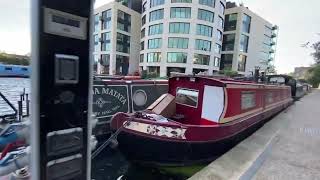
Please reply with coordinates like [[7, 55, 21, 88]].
[[0, 64, 30, 78]]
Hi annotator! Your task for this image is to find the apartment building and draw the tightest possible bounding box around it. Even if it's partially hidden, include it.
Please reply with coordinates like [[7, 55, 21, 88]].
[[221, 2, 278, 75], [93, 0, 142, 75], [139, 0, 226, 77], [94, 1, 278, 77]]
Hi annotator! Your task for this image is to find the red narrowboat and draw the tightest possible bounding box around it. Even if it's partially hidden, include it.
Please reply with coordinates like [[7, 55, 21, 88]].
[[111, 76, 293, 167]]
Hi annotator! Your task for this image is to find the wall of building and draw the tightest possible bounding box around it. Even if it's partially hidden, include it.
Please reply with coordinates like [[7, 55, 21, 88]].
[[222, 4, 278, 76], [94, 1, 141, 75]]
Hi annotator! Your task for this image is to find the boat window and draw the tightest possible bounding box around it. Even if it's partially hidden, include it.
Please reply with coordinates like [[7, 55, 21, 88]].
[[21, 68, 28, 71], [266, 92, 273, 104], [241, 91, 256, 110], [5, 67, 12, 71], [176, 88, 199, 108], [269, 77, 285, 84]]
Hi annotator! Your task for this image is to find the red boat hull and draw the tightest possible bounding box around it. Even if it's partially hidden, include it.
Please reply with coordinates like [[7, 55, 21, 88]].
[[111, 100, 291, 166], [111, 76, 293, 166]]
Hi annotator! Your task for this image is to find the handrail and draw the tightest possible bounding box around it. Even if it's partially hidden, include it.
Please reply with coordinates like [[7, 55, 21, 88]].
[[0, 92, 18, 119]]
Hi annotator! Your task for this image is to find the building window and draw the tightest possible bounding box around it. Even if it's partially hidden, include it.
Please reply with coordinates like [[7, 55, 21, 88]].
[[142, 2, 147, 13], [142, 15, 146, 26], [238, 55, 247, 72], [218, 16, 224, 29], [214, 57, 220, 67], [94, 14, 99, 32], [217, 30, 223, 42], [193, 54, 210, 65], [94, 34, 99, 52], [172, 0, 192, 2], [170, 7, 191, 18], [242, 14, 251, 33], [101, 9, 112, 30], [148, 23, 163, 35], [116, 0, 129, 7], [221, 54, 233, 70], [116, 55, 129, 75], [219, 1, 225, 15], [141, 28, 145, 38], [93, 55, 99, 73], [150, 0, 165, 8], [167, 52, 188, 63], [224, 13, 237, 31], [149, 9, 164, 21], [241, 92, 256, 110], [196, 24, 213, 37], [193, 69, 208, 75], [199, 0, 215, 7], [141, 41, 145, 50], [240, 34, 249, 53], [147, 52, 162, 62], [140, 54, 144, 63], [147, 66, 160, 77], [168, 37, 189, 49], [116, 33, 130, 53], [148, 38, 162, 49], [101, 32, 111, 51], [100, 54, 110, 74], [198, 9, 214, 23], [117, 10, 131, 33], [169, 22, 190, 34], [215, 43, 221, 54], [195, 39, 211, 51], [222, 34, 235, 51]]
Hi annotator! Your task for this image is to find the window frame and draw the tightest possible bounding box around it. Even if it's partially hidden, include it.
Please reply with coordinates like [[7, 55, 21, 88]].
[[176, 88, 199, 108]]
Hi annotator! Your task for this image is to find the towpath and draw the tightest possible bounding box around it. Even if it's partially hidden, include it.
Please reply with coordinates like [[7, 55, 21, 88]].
[[253, 90, 320, 180]]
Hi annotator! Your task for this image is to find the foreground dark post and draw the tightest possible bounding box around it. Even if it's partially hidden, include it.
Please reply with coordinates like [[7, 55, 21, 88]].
[[30, 0, 94, 179]]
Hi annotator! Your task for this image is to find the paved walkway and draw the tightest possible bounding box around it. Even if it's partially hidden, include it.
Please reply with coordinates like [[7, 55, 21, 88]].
[[253, 90, 320, 180]]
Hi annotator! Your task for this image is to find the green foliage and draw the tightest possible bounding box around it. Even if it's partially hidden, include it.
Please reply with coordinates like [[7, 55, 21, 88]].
[[311, 41, 320, 64], [0, 53, 30, 65], [141, 70, 165, 79], [306, 65, 320, 87], [219, 69, 239, 77]]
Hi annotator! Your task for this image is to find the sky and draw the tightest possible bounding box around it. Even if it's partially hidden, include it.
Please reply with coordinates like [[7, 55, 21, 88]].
[[0, 0, 319, 73]]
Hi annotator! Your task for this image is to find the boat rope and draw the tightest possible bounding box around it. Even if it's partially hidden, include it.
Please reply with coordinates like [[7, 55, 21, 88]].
[[91, 117, 132, 159]]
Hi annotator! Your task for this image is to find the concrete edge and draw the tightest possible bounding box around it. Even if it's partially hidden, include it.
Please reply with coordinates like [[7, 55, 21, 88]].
[[188, 114, 287, 180]]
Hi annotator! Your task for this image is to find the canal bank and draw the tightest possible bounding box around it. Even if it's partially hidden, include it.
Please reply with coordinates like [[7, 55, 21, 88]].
[[190, 90, 319, 180]]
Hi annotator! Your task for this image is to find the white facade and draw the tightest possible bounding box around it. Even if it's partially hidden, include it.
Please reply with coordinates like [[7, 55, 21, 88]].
[[222, 3, 278, 75], [140, 0, 226, 77], [94, 1, 141, 75]]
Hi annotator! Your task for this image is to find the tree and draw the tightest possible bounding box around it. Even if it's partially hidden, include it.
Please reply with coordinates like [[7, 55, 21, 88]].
[[311, 41, 320, 64], [306, 65, 320, 87], [0, 53, 30, 65]]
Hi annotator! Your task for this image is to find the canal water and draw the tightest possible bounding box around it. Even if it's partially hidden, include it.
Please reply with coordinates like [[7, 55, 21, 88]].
[[0, 78, 30, 117], [0, 78, 190, 180]]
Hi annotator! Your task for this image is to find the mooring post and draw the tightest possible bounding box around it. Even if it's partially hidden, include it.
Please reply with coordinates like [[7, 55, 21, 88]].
[[18, 100, 22, 121], [26, 93, 30, 117]]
